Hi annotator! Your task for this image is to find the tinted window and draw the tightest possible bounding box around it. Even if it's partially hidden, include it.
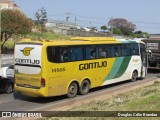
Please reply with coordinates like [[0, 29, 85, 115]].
[[70, 48, 77, 61], [47, 47, 61, 63], [121, 45, 125, 56], [61, 47, 70, 62], [131, 44, 139, 55], [106, 46, 111, 57], [85, 46, 96, 59], [125, 45, 131, 56], [98, 46, 107, 58], [70, 47, 83, 61], [77, 47, 83, 60], [47, 43, 139, 63]]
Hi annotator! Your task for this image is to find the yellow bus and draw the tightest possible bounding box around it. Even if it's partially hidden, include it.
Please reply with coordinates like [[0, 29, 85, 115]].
[[14, 37, 147, 97]]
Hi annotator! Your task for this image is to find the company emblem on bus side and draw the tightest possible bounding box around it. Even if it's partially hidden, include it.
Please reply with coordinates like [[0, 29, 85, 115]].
[[20, 47, 34, 56]]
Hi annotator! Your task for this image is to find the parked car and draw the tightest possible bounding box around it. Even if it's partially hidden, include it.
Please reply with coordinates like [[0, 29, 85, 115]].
[[6, 65, 14, 79], [0, 65, 14, 93]]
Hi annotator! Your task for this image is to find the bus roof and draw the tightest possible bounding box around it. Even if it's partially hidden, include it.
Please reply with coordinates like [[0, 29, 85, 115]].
[[17, 37, 143, 46]]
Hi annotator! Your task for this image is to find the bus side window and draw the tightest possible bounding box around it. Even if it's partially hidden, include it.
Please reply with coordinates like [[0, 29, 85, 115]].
[[121, 45, 126, 56], [61, 47, 70, 62], [131, 44, 139, 55], [109, 46, 114, 57], [106, 46, 111, 57], [47, 46, 61, 63], [70, 48, 77, 61], [118, 45, 122, 57], [85, 46, 97, 59], [77, 47, 83, 60], [114, 46, 119, 57], [125, 44, 131, 56], [90, 47, 96, 59], [98, 46, 106, 58], [85, 47, 91, 59], [70, 47, 83, 61]]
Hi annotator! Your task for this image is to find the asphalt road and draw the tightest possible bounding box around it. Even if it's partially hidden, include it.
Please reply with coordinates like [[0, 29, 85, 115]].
[[0, 54, 159, 113], [1, 54, 14, 67], [0, 70, 159, 112]]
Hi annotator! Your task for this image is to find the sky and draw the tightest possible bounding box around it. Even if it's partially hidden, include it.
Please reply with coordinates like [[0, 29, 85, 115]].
[[14, 0, 160, 34]]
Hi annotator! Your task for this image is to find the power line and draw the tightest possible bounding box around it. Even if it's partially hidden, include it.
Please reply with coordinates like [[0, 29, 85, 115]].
[[132, 21, 160, 25], [76, 19, 107, 25], [29, 11, 160, 32], [47, 13, 66, 17], [30, 12, 160, 26]]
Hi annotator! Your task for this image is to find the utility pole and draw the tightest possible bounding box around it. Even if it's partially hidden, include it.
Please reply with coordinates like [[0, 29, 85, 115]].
[[0, 8, 1, 69], [73, 16, 76, 36], [66, 13, 71, 22], [110, 16, 113, 37]]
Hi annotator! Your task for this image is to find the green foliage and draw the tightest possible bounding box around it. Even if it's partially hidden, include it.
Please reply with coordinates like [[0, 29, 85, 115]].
[[0, 41, 15, 49], [26, 32, 70, 40], [132, 32, 150, 38], [1, 9, 33, 35], [134, 31, 143, 34], [1, 32, 70, 52], [113, 27, 121, 35], [119, 26, 133, 35], [101, 25, 108, 31], [1, 9, 33, 50], [35, 7, 48, 32], [108, 18, 136, 35], [70, 82, 160, 111], [143, 32, 150, 38]]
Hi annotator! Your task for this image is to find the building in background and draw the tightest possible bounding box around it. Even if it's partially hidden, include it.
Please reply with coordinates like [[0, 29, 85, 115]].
[[150, 34, 160, 38], [0, 0, 20, 10], [45, 20, 81, 34]]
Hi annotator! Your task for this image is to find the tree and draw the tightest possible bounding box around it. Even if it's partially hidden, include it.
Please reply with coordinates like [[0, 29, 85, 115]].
[[101, 25, 108, 32], [113, 27, 121, 35], [108, 18, 136, 35], [1, 9, 32, 48], [133, 31, 150, 38], [35, 7, 48, 32], [134, 31, 142, 34]]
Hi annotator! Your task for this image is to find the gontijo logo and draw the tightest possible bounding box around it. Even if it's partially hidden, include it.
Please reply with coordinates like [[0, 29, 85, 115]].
[[20, 47, 34, 56]]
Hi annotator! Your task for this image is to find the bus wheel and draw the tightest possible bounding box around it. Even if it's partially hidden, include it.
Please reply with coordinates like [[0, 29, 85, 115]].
[[79, 80, 90, 95], [67, 82, 78, 98], [131, 70, 138, 82]]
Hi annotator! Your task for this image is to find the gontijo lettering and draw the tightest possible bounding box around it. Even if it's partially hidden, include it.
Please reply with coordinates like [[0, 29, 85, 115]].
[[15, 58, 40, 65], [79, 61, 107, 70]]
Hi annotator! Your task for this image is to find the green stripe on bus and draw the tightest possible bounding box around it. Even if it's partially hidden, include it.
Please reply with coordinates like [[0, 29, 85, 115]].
[[105, 57, 124, 80], [113, 56, 131, 78]]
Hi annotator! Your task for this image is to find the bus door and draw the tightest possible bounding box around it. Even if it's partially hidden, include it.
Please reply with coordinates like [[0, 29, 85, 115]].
[[140, 43, 147, 77]]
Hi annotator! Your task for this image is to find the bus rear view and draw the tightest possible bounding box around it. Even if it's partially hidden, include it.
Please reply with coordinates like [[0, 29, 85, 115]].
[[14, 41, 45, 97]]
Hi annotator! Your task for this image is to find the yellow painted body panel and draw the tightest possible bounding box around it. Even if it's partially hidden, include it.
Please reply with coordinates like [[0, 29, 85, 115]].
[[44, 58, 115, 96], [14, 37, 143, 97]]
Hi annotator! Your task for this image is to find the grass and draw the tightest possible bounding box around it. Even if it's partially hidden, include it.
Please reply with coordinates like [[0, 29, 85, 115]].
[[41, 81, 160, 120], [1, 32, 70, 51], [0, 40, 15, 50], [3, 40, 15, 49], [26, 32, 70, 40]]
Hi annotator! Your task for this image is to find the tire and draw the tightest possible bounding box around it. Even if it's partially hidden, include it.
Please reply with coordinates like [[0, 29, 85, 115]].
[[67, 82, 78, 98], [131, 71, 138, 82], [79, 80, 90, 95], [5, 84, 13, 94]]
